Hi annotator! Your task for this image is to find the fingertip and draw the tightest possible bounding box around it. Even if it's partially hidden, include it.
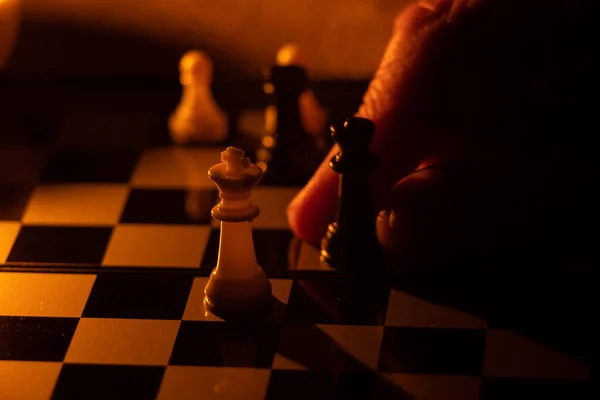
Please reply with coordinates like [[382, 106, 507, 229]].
[[286, 199, 330, 246], [286, 164, 340, 245], [376, 209, 393, 252], [417, 0, 454, 13], [395, 0, 449, 29], [396, 0, 475, 30], [286, 188, 313, 242]]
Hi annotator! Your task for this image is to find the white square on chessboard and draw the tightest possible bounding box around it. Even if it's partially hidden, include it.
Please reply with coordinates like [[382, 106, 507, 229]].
[[379, 373, 481, 400], [65, 318, 180, 366], [0, 222, 20, 263], [157, 366, 270, 400], [272, 325, 384, 371], [183, 277, 293, 321], [102, 224, 211, 268], [483, 329, 589, 380], [21, 184, 129, 226], [131, 147, 223, 189], [0, 361, 62, 400], [210, 187, 300, 229], [0, 272, 96, 317], [385, 289, 487, 329]]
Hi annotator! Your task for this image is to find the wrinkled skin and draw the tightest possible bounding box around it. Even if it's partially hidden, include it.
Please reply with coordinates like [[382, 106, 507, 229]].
[[287, 0, 592, 268]]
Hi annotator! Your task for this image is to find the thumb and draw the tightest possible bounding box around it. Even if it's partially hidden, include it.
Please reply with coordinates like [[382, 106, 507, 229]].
[[376, 163, 524, 267], [375, 167, 444, 260]]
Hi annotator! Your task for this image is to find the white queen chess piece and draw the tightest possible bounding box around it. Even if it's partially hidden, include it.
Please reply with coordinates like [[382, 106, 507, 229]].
[[204, 147, 272, 317], [169, 50, 228, 144]]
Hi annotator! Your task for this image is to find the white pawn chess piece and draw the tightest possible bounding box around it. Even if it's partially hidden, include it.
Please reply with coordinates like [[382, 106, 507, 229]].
[[169, 50, 228, 144], [274, 43, 328, 139], [204, 147, 272, 317]]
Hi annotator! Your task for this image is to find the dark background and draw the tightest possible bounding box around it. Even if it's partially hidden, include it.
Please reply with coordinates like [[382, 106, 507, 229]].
[[0, 0, 414, 145]]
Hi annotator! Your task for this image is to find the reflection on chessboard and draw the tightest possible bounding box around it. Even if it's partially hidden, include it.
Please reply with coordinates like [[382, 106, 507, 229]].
[[0, 269, 590, 400]]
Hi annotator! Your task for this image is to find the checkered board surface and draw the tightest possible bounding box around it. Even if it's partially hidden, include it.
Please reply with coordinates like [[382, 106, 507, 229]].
[[0, 145, 591, 400]]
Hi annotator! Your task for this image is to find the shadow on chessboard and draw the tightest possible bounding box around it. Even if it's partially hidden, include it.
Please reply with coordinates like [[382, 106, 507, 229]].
[[209, 294, 418, 399], [268, 301, 419, 399], [389, 259, 594, 367]]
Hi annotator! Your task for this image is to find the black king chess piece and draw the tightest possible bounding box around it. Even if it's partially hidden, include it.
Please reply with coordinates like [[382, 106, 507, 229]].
[[257, 65, 325, 186], [320, 117, 383, 272]]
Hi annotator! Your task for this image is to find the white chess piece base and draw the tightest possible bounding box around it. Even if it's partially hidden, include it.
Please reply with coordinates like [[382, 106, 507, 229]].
[[204, 221, 272, 317]]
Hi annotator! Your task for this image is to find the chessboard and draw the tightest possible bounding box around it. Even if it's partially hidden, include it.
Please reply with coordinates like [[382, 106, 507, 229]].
[[0, 144, 592, 400]]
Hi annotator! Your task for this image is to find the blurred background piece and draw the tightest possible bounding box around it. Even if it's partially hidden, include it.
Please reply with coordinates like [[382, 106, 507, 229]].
[[0, 0, 22, 71]]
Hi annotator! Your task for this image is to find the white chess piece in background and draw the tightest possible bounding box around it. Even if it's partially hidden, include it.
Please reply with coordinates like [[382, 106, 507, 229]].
[[0, 0, 22, 71], [169, 50, 228, 144]]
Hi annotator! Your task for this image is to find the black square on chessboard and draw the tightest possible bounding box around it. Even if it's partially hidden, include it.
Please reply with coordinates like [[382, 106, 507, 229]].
[[276, 324, 374, 372], [266, 371, 380, 400], [0, 184, 33, 220], [378, 327, 485, 375], [0, 316, 78, 361], [119, 188, 217, 225], [201, 229, 294, 270], [169, 321, 280, 368], [480, 378, 591, 400], [39, 148, 139, 183], [486, 274, 593, 365], [52, 364, 164, 400], [284, 277, 390, 325], [82, 273, 194, 319], [7, 226, 112, 264]]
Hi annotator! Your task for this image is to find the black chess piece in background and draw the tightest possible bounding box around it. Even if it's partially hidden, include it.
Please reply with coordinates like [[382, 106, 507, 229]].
[[320, 117, 383, 272], [257, 65, 325, 186]]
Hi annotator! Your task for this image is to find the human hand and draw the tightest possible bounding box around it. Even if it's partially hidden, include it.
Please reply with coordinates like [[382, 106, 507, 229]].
[[287, 0, 590, 266], [288, 0, 485, 253]]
